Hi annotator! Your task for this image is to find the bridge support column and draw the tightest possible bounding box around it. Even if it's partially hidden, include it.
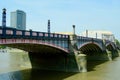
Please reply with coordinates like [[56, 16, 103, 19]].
[[117, 50, 120, 56], [29, 51, 87, 72], [68, 25, 87, 72], [76, 53, 87, 72], [72, 51, 87, 72], [112, 50, 119, 58], [65, 51, 87, 72], [106, 50, 112, 61]]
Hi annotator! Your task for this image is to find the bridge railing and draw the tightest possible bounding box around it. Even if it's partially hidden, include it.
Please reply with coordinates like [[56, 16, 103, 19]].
[[77, 36, 103, 42], [0, 27, 69, 40], [0, 27, 71, 51]]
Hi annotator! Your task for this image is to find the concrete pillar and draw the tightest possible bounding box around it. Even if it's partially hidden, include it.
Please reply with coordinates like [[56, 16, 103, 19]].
[[117, 50, 120, 56], [78, 54, 87, 72], [74, 51, 87, 72], [68, 26, 87, 72], [106, 50, 112, 61]]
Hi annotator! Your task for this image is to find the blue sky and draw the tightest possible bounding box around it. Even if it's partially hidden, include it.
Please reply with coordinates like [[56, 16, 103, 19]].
[[0, 0, 120, 40]]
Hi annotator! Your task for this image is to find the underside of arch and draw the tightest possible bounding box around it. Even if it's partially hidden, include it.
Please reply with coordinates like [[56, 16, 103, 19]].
[[106, 44, 114, 51], [106, 43, 119, 58], [79, 43, 103, 55], [1, 43, 68, 55], [1, 43, 69, 71]]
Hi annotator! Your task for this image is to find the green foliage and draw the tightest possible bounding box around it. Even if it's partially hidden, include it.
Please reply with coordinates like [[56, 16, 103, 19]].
[[0, 45, 6, 49], [115, 39, 120, 45]]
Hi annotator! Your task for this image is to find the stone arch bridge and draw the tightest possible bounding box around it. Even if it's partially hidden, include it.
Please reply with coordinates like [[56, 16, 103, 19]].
[[0, 27, 119, 72]]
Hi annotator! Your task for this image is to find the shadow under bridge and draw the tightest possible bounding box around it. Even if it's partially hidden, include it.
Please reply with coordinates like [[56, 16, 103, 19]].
[[78, 43, 107, 60], [3, 42, 69, 71]]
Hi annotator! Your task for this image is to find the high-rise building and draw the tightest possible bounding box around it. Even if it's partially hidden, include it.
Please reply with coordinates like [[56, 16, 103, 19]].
[[10, 10, 26, 30]]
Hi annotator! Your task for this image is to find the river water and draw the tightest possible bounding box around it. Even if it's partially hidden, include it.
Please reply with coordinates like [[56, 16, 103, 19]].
[[0, 49, 120, 80]]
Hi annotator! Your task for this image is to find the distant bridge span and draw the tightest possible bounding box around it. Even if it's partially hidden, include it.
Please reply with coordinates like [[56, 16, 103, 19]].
[[78, 42, 103, 54]]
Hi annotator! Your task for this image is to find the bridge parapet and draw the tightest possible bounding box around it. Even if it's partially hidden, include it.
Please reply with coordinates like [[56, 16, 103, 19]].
[[0, 27, 69, 39], [0, 27, 70, 51]]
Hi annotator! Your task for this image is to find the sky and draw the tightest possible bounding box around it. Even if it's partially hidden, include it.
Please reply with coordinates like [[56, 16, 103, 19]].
[[0, 0, 120, 40]]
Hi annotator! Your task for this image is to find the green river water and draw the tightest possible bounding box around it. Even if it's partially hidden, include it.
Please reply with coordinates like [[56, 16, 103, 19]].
[[0, 49, 120, 80]]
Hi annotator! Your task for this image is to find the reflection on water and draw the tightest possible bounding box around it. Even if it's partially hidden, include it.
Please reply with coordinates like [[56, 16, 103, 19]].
[[0, 49, 120, 80], [0, 71, 22, 80]]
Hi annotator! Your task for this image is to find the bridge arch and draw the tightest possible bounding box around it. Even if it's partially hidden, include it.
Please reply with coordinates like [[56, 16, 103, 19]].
[[106, 42, 119, 58], [78, 42, 103, 55], [0, 39, 70, 71], [106, 43, 116, 51], [0, 39, 69, 54]]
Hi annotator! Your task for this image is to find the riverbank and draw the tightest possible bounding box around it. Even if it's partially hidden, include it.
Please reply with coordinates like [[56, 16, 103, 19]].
[[0, 48, 31, 74]]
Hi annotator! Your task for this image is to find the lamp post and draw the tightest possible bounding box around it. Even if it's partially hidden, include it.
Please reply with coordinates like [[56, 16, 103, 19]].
[[73, 25, 75, 35], [2, 8, 6, 28], [86, 30, 88, 37], [96, 32, 97, 38], [48, 19, 50, 33]]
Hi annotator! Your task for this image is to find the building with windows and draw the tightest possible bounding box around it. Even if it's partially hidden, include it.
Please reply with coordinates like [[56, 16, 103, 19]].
[[10, 10, 26, 30]]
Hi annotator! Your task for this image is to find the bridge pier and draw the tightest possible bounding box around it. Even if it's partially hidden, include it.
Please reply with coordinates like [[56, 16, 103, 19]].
[[112, 50, 119, 58], [106, 49, 119, 60], [65, 51, 87, 72], [106, 50, 112, 61], [28, 51, 87, 72], [68, 27, 87, 72], [75, 51, 87, 72], [117, 50, 120, 56]]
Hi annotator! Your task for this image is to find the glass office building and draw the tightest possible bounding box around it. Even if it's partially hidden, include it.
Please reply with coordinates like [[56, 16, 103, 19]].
[[10, 10, 26, 30]]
